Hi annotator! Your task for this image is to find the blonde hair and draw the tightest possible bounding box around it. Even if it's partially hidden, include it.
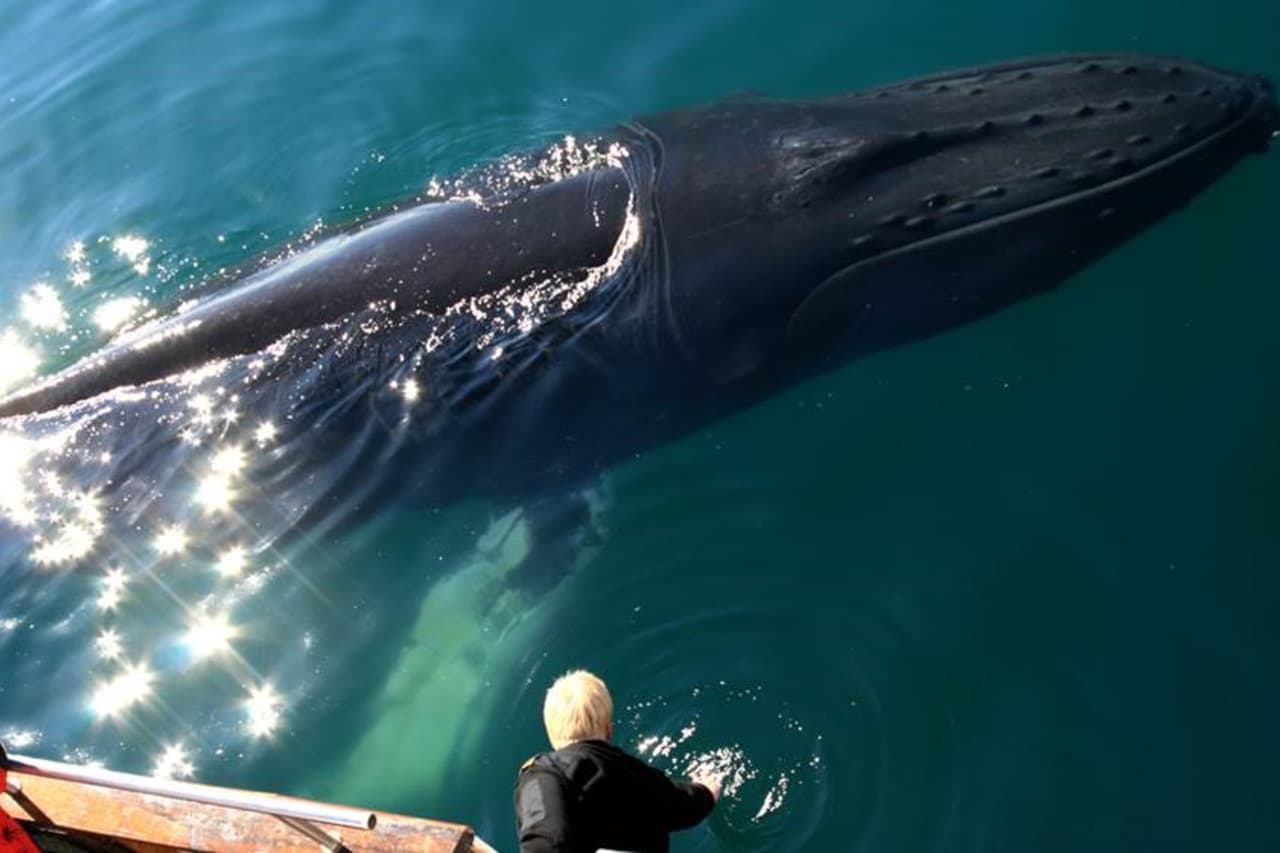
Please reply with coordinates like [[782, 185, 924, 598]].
[[543, 669, 613, 749]]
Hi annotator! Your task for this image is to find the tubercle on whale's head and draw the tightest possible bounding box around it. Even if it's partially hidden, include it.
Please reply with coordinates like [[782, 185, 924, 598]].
[[647, 55, 1278, 381], [1252, 72, 1280, 131], [786, 55, 1278, 204]]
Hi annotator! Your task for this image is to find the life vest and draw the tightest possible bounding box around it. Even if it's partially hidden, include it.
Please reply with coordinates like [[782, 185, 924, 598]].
[[0, 765, 40, 853]]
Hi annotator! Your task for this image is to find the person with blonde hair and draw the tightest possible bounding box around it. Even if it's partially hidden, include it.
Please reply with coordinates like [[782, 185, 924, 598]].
[[514, 670, 719, 852]]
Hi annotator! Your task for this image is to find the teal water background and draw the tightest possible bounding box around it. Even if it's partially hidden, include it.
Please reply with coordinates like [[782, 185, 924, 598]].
[[1, 1, 1279, 851]]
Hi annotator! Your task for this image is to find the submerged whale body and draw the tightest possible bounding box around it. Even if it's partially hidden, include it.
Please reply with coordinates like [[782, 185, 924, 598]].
[[2, 53, 1277, 516]]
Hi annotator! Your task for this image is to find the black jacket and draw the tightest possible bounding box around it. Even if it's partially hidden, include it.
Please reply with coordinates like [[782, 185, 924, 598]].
[[514, 739, 715, 852]]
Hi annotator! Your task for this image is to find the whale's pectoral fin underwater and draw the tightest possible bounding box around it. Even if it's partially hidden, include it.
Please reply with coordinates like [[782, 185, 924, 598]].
[[471, 485, 609, 596], [304, 504, 579, 808], [506, 486, 608, 594]]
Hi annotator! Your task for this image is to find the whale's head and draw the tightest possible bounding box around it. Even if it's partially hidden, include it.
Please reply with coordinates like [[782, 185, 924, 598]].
[[644, 55, 1278, 383]]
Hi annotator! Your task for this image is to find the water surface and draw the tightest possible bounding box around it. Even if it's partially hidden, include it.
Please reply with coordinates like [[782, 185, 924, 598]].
[[0, 2, 1278, 851]]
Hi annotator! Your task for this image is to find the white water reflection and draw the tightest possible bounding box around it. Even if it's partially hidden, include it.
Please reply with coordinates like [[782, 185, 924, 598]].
[[111, 234, 152, 276], [89, 661, 156, 719], [0, 331, 40, 396], [244, 683, 284, 739], [96, 568, 128, 611], [94, 628, 123, 661], [183, 610, 238, 661], [252, 421, 277, 446], [215, 546, 249, 578], [31, 490, 104, 567], [66, 241, 91, 288], [93, 296, 145, 332], [153, 525, 189, 556], [627, 681, 827, 831], [152, 742, 195, 780], [20, 283, 68, 331]]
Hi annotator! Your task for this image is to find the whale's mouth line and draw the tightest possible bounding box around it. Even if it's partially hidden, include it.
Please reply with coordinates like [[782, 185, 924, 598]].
[[846, 104, 1262, 270]]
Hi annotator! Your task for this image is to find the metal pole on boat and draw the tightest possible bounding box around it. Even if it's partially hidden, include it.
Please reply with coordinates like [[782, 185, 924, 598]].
[[2, 750, 376, 831]]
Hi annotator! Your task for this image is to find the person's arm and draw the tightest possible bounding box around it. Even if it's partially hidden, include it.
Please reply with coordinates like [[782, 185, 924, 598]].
[[515, 766, 579, 853], [657, 773, 717, 831]]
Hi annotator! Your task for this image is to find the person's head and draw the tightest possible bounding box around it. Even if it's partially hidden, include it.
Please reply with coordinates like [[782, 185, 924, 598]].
[[543, 669, 613, 749]]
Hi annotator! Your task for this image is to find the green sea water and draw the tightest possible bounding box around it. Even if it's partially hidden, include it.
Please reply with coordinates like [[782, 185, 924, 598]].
[[0, 2, 1278, 852]]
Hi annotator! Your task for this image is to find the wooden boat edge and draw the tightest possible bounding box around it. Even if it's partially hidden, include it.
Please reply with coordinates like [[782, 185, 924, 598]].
[[3, 768, 478, 853]]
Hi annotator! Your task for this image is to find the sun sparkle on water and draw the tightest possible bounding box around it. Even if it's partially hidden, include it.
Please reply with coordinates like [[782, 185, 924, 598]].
[[65, 241, 91, 287], [211, 446, 247, 475], [1, 728, 40, 750], [152, 742, 195, 780], [89, 661, 155, 719], [0, 432, 38, 526], [41, 470, 65, 497], [111, 234, 151, 276], [243, 683, 284, 738], [253, 421, 277, 446], [195, 473, 237, 513], [154, 525, 188, 556], [196, 445, 249, 514], [95, 629, 123, 661], [31, 492, 105, 568], [20, 283, 67, 331], [188, 393, 215, 421], [93, 296, 145, 332], [183, 611, 238, 660], [99, 567, 128, 613], [0, 330, 40, 395], [216, 546, 249, 578]]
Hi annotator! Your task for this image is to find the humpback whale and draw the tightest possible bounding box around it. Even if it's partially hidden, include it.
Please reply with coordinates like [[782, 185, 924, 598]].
[[0, 51, 1274, 786], [3, 54, 1276, 421], [1, 53, 1276, 536]]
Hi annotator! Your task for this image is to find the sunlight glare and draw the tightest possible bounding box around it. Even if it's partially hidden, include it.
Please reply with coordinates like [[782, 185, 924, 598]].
[[189, 394, 215, 424], [20, 283, 67, 331], [93, 296, 145, 332], [95, 628, 123, 661], [253, 421, 278, 446], [244, 683, 283, 738], [112, 234, 151, 276], [183, 611, 238, 660], [31, 492, 104, 567], [89, 661, 155, 719], [152, 742, 195, 780], [1, 728, 40, 749], [97, 567, 128, 611], [0, 432, 37, 526], [0, 330, 40, 396], [155, 525, 188, 556], [211, 446, 246, 476], [216, 546, 248, 578], [195, 473, 236, 513], [66, 241, 91, 287], [197, 445, 248, 514]]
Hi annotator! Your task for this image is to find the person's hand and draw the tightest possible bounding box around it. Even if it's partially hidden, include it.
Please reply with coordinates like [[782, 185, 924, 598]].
[[692, 772, 722, 802]]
